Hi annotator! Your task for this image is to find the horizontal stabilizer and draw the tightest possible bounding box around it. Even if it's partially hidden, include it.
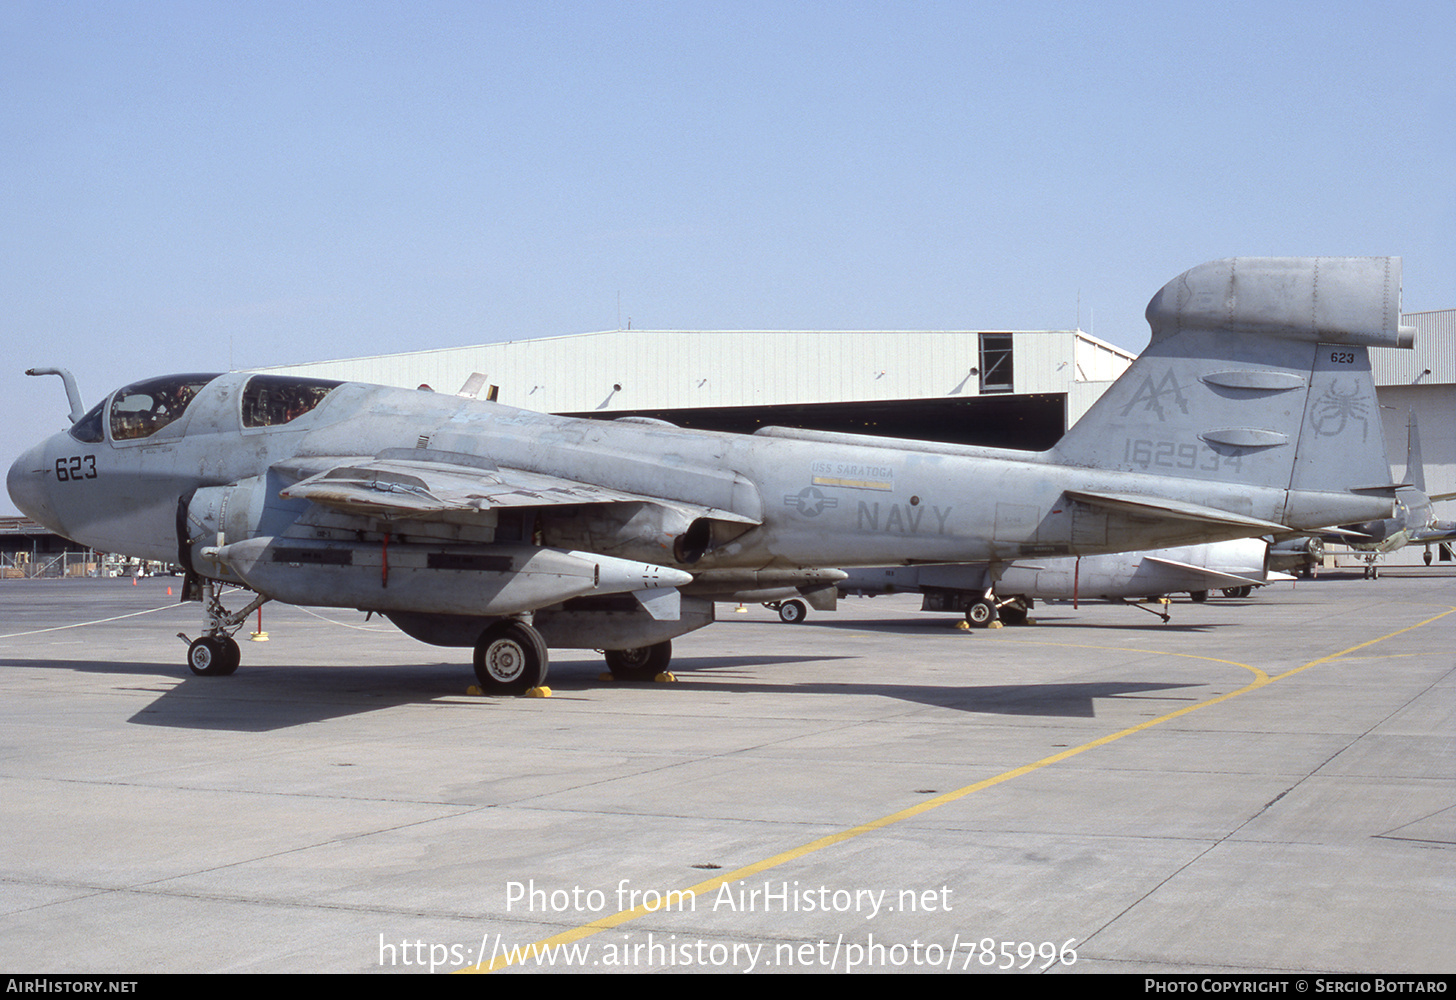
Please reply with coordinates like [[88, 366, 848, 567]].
[[1066, 490, 1289, 533], [1411, 525, 1456, 545], [1320, 525, 1379, 540], [1142, 556, 1264, 589]]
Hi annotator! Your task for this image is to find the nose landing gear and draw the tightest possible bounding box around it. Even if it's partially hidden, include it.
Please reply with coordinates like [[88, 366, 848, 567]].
[[186, 634, 241, 676], [178, 580, 266, 677]]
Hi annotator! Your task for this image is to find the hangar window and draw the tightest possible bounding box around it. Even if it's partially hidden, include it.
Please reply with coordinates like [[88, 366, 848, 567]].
[[979, 333, 1014, 394], [109, 374, 221, 441], [242, 375, 342, 428]]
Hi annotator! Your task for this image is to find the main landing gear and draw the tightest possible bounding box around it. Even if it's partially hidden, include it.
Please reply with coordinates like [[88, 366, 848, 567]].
[[470, 623, 675, 691], [766, 599, 808, 624], [603, 640, 674, 681], [964, 595, 1031, 628], [966, 598, 997, 626], [179, 580, 266, 677], [473, 620, 550, 695], [470, 624, 675, 692]]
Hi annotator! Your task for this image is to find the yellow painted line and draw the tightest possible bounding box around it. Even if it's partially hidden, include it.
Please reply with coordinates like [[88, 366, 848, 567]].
[[462, 604, 1454, 973], [1325, 651, 1452, 662], [975, 638, 1271, 682], [1269, 606, 1454, 680]]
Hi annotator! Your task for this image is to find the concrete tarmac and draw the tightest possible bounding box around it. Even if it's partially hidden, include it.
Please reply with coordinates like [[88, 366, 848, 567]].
[[1, 573, 1452, 974]]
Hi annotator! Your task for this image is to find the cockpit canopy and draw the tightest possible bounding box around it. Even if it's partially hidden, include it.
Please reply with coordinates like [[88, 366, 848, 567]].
[[67, 373, 343, 444], [69, 373, 222, 443], [241, 375, 342, 428], [110, 373, 221, 441]]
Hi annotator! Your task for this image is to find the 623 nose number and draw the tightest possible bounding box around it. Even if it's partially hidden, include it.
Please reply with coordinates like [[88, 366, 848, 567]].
[[55, 455, 97, 481]]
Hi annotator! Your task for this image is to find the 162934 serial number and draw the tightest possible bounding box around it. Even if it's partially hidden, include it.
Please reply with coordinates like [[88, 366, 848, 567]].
[[1123, 438, 1241, 473]]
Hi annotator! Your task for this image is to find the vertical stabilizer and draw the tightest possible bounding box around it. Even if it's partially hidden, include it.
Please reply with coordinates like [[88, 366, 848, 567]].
[[1054, 258, 1412, 523]]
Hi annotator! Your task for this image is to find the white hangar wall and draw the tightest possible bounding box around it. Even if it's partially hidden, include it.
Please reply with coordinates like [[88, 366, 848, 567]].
[[1367, 309, 1456, 566], [264, 329, 1134, 423], [263, 312, 1450, 499], [1373, 309, 1455, 500], [264, 329, 1136, 451]]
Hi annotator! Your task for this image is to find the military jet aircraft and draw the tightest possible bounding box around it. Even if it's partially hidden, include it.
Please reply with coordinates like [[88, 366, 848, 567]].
[[1325, 412, 1456, 577], [7, 257, 1413, 693], [1268, 535, 1324, 578], [762, 537, 1279, 626]]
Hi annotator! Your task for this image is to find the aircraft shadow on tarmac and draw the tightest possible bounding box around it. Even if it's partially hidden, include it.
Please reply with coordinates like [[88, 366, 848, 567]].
[[556, 664, 1208, 720], [793, 614, 1233, 634], [5, 653, 1203, 732]]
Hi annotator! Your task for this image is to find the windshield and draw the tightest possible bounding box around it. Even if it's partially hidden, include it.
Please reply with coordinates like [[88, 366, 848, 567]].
[[69, 399, 107, 443]]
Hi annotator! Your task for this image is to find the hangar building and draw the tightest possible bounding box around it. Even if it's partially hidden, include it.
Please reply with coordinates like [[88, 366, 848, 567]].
[[263, 329, 1135, 451], [1366, 308, 1456, 566]]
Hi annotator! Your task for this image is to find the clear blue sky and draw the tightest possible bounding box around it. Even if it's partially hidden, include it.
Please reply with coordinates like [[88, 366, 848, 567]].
[[4, 1, 1452, 513]]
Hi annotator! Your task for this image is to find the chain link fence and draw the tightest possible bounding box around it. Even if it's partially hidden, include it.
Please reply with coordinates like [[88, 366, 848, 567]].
[[0, 550, 173, 579]]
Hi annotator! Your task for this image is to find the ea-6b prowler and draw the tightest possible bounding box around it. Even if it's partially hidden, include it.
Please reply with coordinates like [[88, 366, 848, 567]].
[[1322, 411, 1456, 577], [7, 258, 1413, 693]]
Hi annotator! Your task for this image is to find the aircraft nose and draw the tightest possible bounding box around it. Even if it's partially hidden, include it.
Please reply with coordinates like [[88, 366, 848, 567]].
[[7, 444, 62, 533]]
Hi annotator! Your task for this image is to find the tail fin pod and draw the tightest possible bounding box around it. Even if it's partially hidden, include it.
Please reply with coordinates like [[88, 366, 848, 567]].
[[1143, 256, 1408, 348], [1054, 258, 1411, 524]]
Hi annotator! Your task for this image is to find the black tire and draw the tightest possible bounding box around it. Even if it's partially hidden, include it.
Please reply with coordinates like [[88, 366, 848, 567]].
[[604, 640, 672, 681], [778, 600, 808, 624], [998, 598, 1029, 626], [473, 621, 549, 695], [187, 636, 234, 677], [217, 637, 241, 676], [966, 598, 998, 628], [1189, 590, 1208, 603]]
